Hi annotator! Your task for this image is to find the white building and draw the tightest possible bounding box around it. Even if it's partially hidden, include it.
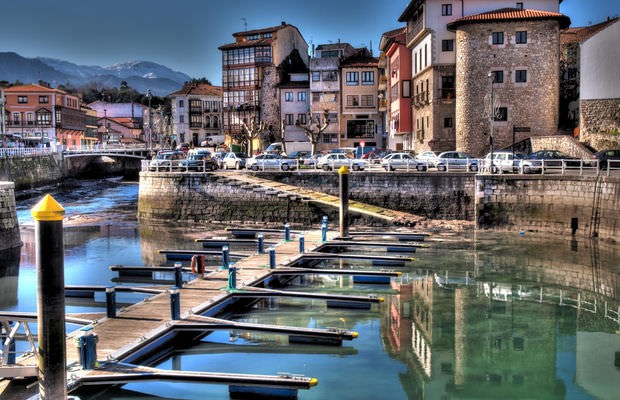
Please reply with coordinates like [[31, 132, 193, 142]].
[[169, 83, 223, 147]]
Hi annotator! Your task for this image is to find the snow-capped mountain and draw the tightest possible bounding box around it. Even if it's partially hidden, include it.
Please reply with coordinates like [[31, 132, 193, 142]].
[[0, 52, 192, 96]]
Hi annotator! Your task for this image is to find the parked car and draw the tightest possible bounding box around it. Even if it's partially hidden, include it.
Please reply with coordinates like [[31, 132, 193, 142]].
[[221, 152, 248, 170], [286, 150, 316, 167], [175, 143, 190, 154], [483, 151, 525, 174], [594, 149, 620, 170], [316, 153, 368, 171], [525, 150, 583, 168], [415, 151, 440, 168], [178, 149, 218, 171], [149, 150, 186, 171], [436, 151, 478, 172], [361, 151, 383, 164], [381, 152, 427, 171], [212, 151, 227, 168], [246, 153, 297, 171]]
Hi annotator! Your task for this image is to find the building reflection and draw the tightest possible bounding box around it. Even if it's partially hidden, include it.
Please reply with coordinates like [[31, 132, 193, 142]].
[[0, 246, 21, 308], [383, 235, 620, 400]]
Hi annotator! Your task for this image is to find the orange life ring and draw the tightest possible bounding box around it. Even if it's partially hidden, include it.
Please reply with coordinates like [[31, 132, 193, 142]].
[[190, 255, 205, 274]]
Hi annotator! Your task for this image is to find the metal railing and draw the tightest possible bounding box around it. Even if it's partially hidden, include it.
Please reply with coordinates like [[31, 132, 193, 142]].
[[0, 147, 52, 158]]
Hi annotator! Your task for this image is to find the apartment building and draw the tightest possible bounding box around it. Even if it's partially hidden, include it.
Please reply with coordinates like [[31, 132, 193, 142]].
[[380, 27, 412, 151], [169, 83, 223, 147], [219, 22, 308, 151], [278, 49, 310, 144], [340, 49, 381, 149], [309, 43, 357, 151], [3, 84, 84, 149], [397, 0, 565, 156]]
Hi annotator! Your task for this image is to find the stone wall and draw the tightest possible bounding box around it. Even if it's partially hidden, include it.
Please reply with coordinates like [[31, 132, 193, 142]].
[[476, 175, 620, 241], [455, 20, 561, 157], [0, 155, 63, 191], [138, 172, 476, 227], [0, 182, 21, 251], [530, 135, 594, 158], [580, 98, 620, 139]]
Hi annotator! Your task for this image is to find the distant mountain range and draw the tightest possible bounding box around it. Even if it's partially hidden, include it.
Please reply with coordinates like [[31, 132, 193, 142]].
[[0, 52, 192, 96]]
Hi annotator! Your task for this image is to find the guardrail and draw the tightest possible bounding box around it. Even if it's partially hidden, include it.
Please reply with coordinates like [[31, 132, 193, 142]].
[[0, 147, 53, 158]]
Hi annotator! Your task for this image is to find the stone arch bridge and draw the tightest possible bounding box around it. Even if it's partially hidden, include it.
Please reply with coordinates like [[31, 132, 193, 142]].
[[63, 148, 152, 178]]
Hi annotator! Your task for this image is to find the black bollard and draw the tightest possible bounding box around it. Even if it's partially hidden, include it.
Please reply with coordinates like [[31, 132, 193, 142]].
[[174, 262, 183, 287], [31, 194, 67, 400], [269, 247, 276, 269], [299, 233, 305, 253], [170, 287, 181, 320], [321, 222, 327, 242], [105, 287, 116, 318], [338, 166, 350, 239], [284, 223, 291, 241], [257, 233, 265, 254], [222, 246, 230, 270]]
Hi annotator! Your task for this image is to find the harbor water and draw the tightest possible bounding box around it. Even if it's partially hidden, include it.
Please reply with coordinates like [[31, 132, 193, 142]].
[[3, 179, 619, 399]]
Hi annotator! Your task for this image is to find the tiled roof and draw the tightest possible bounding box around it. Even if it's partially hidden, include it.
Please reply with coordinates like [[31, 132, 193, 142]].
[[341, 54, 378, 68], [218, 38, 273, 50], [169, 83, 222, 96], [4, 83, 66, 94], [447, 8, 571, 30], [232, 23, 288, 38], [561, 18, 618, 45], [316, 43, 353, 51]]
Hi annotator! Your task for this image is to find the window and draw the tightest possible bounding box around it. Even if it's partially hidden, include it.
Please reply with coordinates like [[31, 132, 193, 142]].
[[516, 2, 524, 9], [444, 117, 453, 128], [285, 92, 293, 102], [442, 39, 454, 52], [347, 95, 359, 107], [441, 4, 452, 16], [179, 115, 185, 123], [516, 69, 527, 83], [26, 112, 34, 126], [263, 32, 272, 38], [18, 96, 27, 104], [361, 95, 374, 107], [36, 109, 51, 125], [285, 114, 294, 125], [347, 120, 375, 138], [346, 71, 359, 85], [179, 100, 184, 108], [494, 107, 508, 121], [39, 96, 49, 104], [516, 31, 527, 44], [322, 71, 337, 81], [190, 114, 202, 128], [361, 71, 374, 85], [312, 92, 321, 103], [322, 133, 337, 144], [492, 32, 504, 45], [441, 76, 455, 98], [297, 92, 306, 102], [491, 70, 504, 84], [402, 80, 411, 98], [297, 113, 307, 125], [312, 71, 321, 81], [12, 112, 20, 125], [213, 116, 219, 128]]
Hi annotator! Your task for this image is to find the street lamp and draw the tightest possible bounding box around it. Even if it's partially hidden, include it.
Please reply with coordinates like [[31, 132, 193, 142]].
[[146, 89, 153, 152], [486, 72, 500, 173], [0, 90, 6, 142]]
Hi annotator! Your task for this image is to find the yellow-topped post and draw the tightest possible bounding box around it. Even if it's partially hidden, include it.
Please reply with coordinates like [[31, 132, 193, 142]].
[[338, 165, 350, 240], [31, 194, 67, 400]]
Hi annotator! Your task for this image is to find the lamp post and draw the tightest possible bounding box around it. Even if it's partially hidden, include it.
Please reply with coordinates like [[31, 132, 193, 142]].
[[103, 108, 108, 147], [0, 90, 6, 143], [147, 89, 153, 152]]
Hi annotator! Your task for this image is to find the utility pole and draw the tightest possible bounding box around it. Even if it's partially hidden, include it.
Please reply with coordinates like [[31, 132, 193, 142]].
[[0, 89, 6, 143], [147, 89, 153, 152]]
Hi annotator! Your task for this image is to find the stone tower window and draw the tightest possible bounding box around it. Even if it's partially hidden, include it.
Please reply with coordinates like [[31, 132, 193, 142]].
[[515, 70, 528, 83], [492, 32, 504, 45], [516, 31, 528, 44]]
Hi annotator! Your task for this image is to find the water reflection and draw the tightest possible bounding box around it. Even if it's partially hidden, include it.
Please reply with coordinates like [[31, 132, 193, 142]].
[[0, 247, 20, 309]]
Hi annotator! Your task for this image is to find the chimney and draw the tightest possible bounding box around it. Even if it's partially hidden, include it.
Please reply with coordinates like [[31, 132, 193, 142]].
[[281, 21, 286, 26]]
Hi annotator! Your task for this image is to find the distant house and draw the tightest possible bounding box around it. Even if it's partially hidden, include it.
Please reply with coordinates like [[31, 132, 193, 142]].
[[169, 83, 223, 147], [277, 49, 310, 146], [3, 83, 84, 149]]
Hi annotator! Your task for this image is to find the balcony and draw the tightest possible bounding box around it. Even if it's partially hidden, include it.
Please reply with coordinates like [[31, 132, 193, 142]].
[[378, 76, 388, 91], [378, 99, 388, 112], [413, 92, 429, 108]]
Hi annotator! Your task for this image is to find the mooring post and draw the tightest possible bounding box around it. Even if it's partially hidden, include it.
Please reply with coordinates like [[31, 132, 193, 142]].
[[338, 166, 350, 239], [173, 262, 183, 287], [299, 233, 305, 253], [31, 194, 67, 400], [322, 215, 328, 230], [321, 222, 327, 242], [257, 233, 265, 254], [228, 265, 237, 290], [75, 326, 98, 370], [284, 223, 291, 241], [222, 245, 230, 270], [105, 286, 116, 318], [269, 247, 276, 269], [170, 287, 181, 320]]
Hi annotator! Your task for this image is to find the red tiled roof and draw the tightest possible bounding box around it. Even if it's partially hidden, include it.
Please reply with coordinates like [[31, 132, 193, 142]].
[[341, 55, 378, 68], [561, 17, 618, 45], [447, 8, 571, 30], [218, 38, 273, 50], [4, 83, 67, 94], [232, 23, 288, 38], [169, 83, 222, 96]]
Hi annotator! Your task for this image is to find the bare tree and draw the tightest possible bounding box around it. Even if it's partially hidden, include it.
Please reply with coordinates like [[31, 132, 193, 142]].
[[241, 119, 268, 156], [275, 119, 287, 155], [296, 110, 330, 156]]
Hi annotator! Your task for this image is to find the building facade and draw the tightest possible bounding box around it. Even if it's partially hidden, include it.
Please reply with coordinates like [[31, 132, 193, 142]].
[[339, 49, 381, 149], [278, 50, 311, 145], [169, 83, 223, 148], [397, 0, 565, 156], [380, 28, 413, 151], [449, 8, 570, 156], [219, 22, 308, 151], [3, 84, 84, 149], [309, 43, 357, 152]]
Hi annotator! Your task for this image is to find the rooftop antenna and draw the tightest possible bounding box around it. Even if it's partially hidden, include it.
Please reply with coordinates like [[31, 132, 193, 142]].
[[241, 17, 247, 31]]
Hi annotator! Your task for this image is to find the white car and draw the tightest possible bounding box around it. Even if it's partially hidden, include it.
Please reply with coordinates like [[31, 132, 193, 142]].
[[246, 154, 297, 171], [221, 152, 248, 170], [381, 152, 427, 171], [415, 151, 440, 168], [316, 153, 368, 171]]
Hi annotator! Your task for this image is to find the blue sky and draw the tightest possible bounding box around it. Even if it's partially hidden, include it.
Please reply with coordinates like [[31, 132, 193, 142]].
[[1, 0, 617, 85]]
